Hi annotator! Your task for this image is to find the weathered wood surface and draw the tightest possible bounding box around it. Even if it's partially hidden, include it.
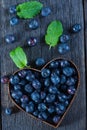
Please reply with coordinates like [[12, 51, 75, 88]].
[[0, 0, 86, 130]]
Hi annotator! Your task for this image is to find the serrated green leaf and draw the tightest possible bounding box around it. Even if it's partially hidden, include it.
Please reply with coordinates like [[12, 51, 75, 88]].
[[45, 20, 63, 47], [10, 47, 27, 69], [16, 1, 43, 19]]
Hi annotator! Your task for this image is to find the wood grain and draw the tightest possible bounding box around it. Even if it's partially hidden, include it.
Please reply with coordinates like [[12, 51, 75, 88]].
[[0, 0, 86, 130]]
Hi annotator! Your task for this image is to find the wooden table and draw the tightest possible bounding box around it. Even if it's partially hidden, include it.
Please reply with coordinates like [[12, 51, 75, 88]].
[[0, 0, 86, 130]]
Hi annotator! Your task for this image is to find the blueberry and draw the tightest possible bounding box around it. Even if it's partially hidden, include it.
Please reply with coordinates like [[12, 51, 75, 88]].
[[5, 34, 15, 44], [38, 103, 46, 111], [27, 37, 38, 47], [29, 19, 39, 29], [35, 58, 45, 66], [60, 75, 66, 84], [25, 84, 33, 93], [64, 100, 69, 107], [19, 80, 26, 86], [32, 79, 41, 89], [67, 87, 76, 95], [10, 75, 20, 85], [58, 94, 68, 102], [46, 94, 55, 103], [40, 92, 46, 99], [53, 115, 60, 124], [14, 85, 21, 90], [33, 110, 39, 117], [66, 77, 76, 86], [1, 75, 9, 84], [18, 70, 27, 78], [21, 103, 27, 109], [41, 7, 51, 17], [26, 102, 34, 113], [60, 34, 70, 43], [49, 86, 58, 94], [58, 43, 70, 54], [38, 112, 48, 120], [60, 60, 70, 67], [11, 90, 23, 100], [48, 106, 55, 113], [55, 106, 64, 115], [56, 103, 66, 111], [72, 24, 81, 33], [51, 73, 60, 85], [41, 69, 50, 78], [63, 67, 74, 77], [10, 17, 19, 26], [44, 78, 51, 87], [31, 91, 40, 103], [52, 69, 60, 75], [49, 61, 59, 68], [9, 5, 16, 14], [20, 95, 29, 103], [26, 72, 35, 82], [5, 108, 12, 115]]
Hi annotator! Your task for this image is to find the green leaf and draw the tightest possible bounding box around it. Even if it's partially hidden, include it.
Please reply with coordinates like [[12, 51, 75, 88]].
[[45, 20, 63, 47], [10, 47, 27, 69], [16, 1, 43, 19]]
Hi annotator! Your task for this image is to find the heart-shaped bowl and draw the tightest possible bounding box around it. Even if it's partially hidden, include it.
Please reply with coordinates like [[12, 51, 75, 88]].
[[8, 58, 80, 128]]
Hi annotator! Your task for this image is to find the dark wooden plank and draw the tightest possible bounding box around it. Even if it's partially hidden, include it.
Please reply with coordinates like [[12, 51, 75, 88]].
[[0, 0, 86, 130]]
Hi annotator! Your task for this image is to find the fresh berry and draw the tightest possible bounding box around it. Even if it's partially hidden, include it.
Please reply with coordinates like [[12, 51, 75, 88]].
[[60, 34, 70, 43], [44, 78, 51, 87], [49, 61, 59, 68], [41, 69, 50, 78], [27, 37, 38, 47], [33, 110, 39, 117], [21, 103, 27, 109], [48, 106, 55, 113], [18, 70, 27, 78], [26, 72, 35, 82], [63, 67, 74, 77], [20, 95, 29, 103], [60, 60, 70, 67], [51, 73, 60, 85], [38, 112, 48, 120], [38, 103, 46, 111], [49, 86, 58, 94], [66, 77, 76, 86], [5, 34, 15, 44], [71, 24, 81, 33], [41, 7, 51, 17], [31, 91, 40, 103], [46, 94, 55, 103], [32, 79, 41, 89], [9, 5, 16, 14], [35, 58, 45, 66], [60, 75, 66, 84], [5, 108, 12, 115], [29, 19, 39, 29], [53, 116, 60, 124], [10, 75, 20, 85], [1, 76, 9, 84], [19, 80, 26, 86], [10, 17, 19, 26], [58, 43, 70, 54], [67, 86, 76, 95], [11, 90, 23, 100], [40, 92, 46, 99], [25, 84, 33, 93], [26, 102, 34, 113], [14, 85, 21, 90]]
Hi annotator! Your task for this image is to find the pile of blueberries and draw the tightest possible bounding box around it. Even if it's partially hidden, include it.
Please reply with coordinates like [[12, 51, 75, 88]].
[[9, 59, 79, 126]]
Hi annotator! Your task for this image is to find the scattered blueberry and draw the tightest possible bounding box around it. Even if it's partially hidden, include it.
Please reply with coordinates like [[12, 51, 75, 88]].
[[5, 34, 15, 44], [35, 58, 45, 67], [10, 17, 19, 26], [60, 34, 70, 43], [27, 37, 38, 47], [5, 108, 12, 115], [71, 24, 81, 33], [58, 43, 70, 54], [1, 75, 9, 84], [9, 5, 16, 14], [41, 7, 51, 17], [29, 19, 39, 29]]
